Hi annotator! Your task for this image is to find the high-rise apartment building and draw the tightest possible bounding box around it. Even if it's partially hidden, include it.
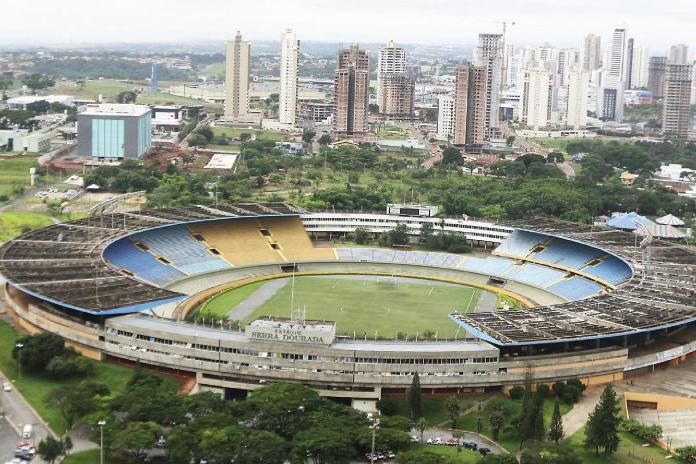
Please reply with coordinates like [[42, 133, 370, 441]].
[[376, 41, 414, 119], [631, 44, 650, 88], [625, 38, 635, 89], [608, 28, 626, 86], [379, 75, 415, 119], [377, 41, 406, 111], [224, 31, 251, 121], [521, 68, 551, 130], [669, 44, 689, 65], [566, 69, 589, 129], [474, 33, 503, 137], [648, 56, 667, 98], [279, 29, 299, 126], [583, 33, 602, 71], [437, 95, 455, 141], [334, 45, 369, 136], [662, 64, 692, 139], [452, 65, 487, 146]]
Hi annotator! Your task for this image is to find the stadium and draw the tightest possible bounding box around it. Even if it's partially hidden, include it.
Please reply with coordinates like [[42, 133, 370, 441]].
[[1, 202, 696, 410]]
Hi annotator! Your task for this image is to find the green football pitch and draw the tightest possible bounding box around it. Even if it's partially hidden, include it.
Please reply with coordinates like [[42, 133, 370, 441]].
[[221, 275, 481, 339]]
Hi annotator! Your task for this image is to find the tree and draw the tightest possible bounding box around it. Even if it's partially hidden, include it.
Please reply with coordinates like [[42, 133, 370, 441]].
[[445, 397, 461, 429], [676, 446, 696, 463], [22, 73, 55, 92], [195, 125, 214, 143], [354, 226, 370, 244], [48, 383, 107, 430], [389, 223, 410, 246], [584, 384, 620, 456], [37, 436, 66, 464], [26, 100, 51, 115], [116, 91, 137, 104], [12, 333, 68, 371], [303, 129, 316, 144], [479, 455, 518, 464], [239, 132, 252, 142], [292, 426, 355, 464], [416, 417, 427, 443], [441, 146, 463, 166], [489, 410, 505, 441], [519, 442, 581, 464], [506, 135, 516, 147], [318, 134, 332, 145], [397, 448, 457, 464], [419, 222, 434, 245], [548, 399, 564, 443], [112, 421, 160, 460], [369, 103, 379, 113], [188, 133, 208, 147], [408, 373, 422, 420]]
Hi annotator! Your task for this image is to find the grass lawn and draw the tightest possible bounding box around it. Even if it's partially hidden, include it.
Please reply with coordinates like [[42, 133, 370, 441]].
[[566, 427, 678, 463], [212, 127, 286, 142], [0, 321, 136, 433], [63, 449, 130, 464], [378, 127, 408, 140], [457, 396, 573, 453], [0, 155, 39, 200], [408, 444, 482, 463], [200, 281, 266, 318], [239, 276, 479, 339], [0, 212, 55, 241], [387, 395, 487, 427]]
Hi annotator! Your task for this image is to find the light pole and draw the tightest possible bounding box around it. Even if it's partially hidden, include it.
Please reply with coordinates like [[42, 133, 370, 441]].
[[98, 420, 106, 464], [367, 413, 379, 464], [15, 343, 23, 382]]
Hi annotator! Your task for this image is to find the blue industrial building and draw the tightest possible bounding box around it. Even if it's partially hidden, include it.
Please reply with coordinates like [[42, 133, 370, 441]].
[[78, 104, 152, 159]]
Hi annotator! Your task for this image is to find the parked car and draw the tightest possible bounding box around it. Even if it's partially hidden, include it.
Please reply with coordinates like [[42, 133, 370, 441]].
[[21, 425, 32, 439], [478, 447, 491, 455], [2, 382, 11, 392], [446, 438, 459, 446], [463, 441, 478, 451]]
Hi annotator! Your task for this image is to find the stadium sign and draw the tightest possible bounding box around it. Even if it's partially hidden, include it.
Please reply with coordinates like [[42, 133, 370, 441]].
[[246, 318, 336, 345]]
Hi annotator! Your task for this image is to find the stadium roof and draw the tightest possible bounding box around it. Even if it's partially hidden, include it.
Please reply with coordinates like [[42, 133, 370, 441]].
[[0, 203, 306, 315], [606, 212, 654, 231], [450, 217, 696, 347]]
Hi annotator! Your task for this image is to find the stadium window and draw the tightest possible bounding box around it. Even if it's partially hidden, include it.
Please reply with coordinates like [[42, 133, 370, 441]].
[[192, 233, 205, 241], [259, 229, 272, 237], [209, 248, 221, 255]]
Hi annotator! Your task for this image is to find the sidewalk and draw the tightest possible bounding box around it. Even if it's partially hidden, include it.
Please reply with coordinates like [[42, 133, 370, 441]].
[[561, 386, 602, 437]]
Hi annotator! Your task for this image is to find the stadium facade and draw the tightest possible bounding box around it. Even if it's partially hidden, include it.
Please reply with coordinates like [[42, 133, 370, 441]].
[[1, 204, 695, 410]]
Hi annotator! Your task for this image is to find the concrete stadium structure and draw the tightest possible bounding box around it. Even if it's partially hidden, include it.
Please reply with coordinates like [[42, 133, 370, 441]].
[[1, 204, 696, 410]]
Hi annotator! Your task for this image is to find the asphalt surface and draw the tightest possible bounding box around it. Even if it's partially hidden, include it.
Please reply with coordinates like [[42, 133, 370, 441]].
[[0, 375, 50, 461], [415, 427, 505, 454], [0, 416, 21, 464]]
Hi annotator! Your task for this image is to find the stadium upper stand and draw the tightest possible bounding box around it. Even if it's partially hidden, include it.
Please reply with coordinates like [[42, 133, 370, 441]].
[[451, 218, 696, 346], [0, 204, 307, 314], [129, 225, 231, 275]]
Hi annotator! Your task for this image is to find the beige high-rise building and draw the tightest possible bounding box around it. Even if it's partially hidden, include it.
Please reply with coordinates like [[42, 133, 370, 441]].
[[377, 40, 406, 113], [378, 74, 414, 119], [474, 34, 503, 137], [663, 64, 692, 139], [452, 65, 487, 146], [279, 29, 300, 125], [334, 45, 369, 136], [583, 33, 602, 71], [670, 44, 689, 65], [566, 68, 589, 129], [224, 31, 250, 121], [521, 68, 551, 130], [649, 56, 667, 98]]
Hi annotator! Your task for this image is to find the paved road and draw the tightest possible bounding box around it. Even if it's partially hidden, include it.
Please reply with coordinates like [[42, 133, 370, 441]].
[[0, 416, 21, 464], [227, 278, 289, 320], [561, 386, 602, 437], [0, 376, 51, 447]]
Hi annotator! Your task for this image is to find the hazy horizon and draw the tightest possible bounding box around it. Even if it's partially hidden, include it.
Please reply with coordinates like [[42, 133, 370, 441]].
[[2, 0, 695, 54]]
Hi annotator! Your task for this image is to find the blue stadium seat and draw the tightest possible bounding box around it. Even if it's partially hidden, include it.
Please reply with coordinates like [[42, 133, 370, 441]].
[[582, 256, 632, 285], [548, 276, 603, 300], [104, 239, 185, 285], [458, 256, 514, 276], [502, 263, 567, 287], [533, 238, 603, 269], [131, 225, 230, 275], [495, 230, 546, 258]]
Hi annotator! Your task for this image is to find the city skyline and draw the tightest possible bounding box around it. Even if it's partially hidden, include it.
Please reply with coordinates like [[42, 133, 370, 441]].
[[3, 0, 696, 51]]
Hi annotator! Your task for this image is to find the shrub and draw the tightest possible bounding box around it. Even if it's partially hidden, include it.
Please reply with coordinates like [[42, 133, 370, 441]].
[[552, 381, 566, 398], [509, 386, 525, 400], [566, 378, 586, 392], [560, 385, 582, 404], [620, 419, 662, 442], [536, 384, 550, 398], [377, 397, 400, 416]]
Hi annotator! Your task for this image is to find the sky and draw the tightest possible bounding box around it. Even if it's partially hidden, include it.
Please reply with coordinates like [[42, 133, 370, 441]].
[[1, 0, 694, 53]]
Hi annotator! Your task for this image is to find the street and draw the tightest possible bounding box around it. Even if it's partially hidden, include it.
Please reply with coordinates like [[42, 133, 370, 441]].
[[0, 417, 21, 464]]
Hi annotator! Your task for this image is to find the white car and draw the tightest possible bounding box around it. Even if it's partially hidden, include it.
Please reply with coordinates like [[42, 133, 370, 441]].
[[2, 382, 11, 392]]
